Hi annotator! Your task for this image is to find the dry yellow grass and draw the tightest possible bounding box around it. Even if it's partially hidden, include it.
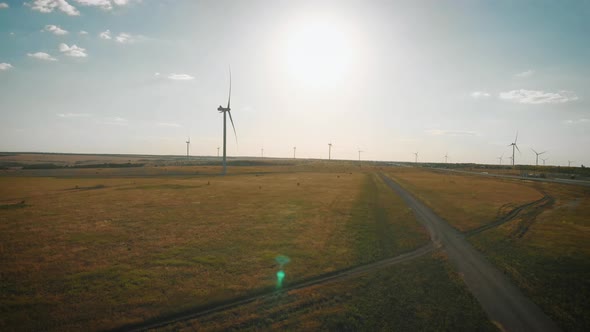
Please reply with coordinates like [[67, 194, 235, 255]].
[[0, 165, 427, 331], [384, 167, 543, 231]]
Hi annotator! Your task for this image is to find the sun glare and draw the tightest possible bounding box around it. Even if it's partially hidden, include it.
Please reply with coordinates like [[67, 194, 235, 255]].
[[285, 19, 356, 88]]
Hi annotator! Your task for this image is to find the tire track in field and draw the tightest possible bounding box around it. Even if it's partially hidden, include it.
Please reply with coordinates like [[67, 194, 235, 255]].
[[111, 244, 435, 332]]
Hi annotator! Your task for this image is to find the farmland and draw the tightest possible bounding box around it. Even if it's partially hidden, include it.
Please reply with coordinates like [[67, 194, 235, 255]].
[[1, 158, 434, 331], [2, 153, 588, 331]]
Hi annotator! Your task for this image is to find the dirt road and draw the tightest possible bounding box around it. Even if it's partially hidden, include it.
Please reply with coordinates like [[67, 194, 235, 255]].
[[379, 173, 561, 332]]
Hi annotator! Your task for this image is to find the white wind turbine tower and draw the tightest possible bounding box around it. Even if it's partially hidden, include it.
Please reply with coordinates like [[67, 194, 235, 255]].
[[358, 149, 364, 167], [568, 160, 575, 167], [508, 132, 520, 167], [497, 153, 504, 165], [328, 143, 333, 160], [217, 67, 237, 175], [413, 152, 418, 164], [293, 147, 296, 159], [217, 147, 220, 157], [531, 148, 546, 166], [541, 157, 548, 166], [261, 148, 264, 158], [444, 152, 449, 164], [185, 137, 190, 160]]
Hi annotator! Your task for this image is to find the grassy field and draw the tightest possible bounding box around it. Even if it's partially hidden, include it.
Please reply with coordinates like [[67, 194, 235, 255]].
[[470, 181, 590, 331], [384, 167, 590, 331], [161, 253, 497, 331], [0, 165, 429, 331], [384, 167, 543, 231]]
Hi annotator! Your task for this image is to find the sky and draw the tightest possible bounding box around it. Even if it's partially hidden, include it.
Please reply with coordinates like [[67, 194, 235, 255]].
[[0, 0, 589, 166]]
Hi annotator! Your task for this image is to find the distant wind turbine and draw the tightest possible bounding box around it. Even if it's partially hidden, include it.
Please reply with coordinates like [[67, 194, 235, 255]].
[[185, 137, 190, 160], [293, 146, 296, 159], [217, 67, 237, 175], [217, 147, 220, 157], [358, 149, 363, 167], [414, 152, 418, 163], [444, 152, 449, 164], [508, 132, 520, 167], [328, 143, 332, 160], [541, 157, 548, 166], [261, 148, 264, 158], [497, 153, 504, 165], [568, 160, 575, 167], [531, 148, 546, 166]]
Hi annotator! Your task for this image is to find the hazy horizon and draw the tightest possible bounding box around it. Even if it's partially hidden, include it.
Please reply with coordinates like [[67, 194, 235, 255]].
[[1, 0, 589, 166]]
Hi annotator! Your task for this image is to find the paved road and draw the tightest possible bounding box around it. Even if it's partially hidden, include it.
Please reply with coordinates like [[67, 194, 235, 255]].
[[379, 173, 561, 332]]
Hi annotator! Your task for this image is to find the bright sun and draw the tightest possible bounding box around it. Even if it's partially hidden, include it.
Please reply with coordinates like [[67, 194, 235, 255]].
[[285, 19, 355, 88]]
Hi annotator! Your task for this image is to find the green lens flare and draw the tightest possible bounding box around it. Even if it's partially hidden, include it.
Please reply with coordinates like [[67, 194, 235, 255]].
[[276, 270, 285, 289]]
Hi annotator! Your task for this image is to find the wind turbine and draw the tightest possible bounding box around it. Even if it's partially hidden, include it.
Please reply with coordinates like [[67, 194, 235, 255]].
[[217, 67, 237, 175], [444, 152, 449, 164], [185, 137, 190, 160], [508, 155, 514, 165], [261, 148, 264, 158], [413, 152, 418, 164], [568, 160, 575, 167], [358, 149, 363, 167], [531, 148, 546, 166], [217, 147, 220, 157], [497, 153, 504, 165], [541, 157, 548, 166], [328, 143, 332, 160], [293, 146, 296, 159], [508, 132, 520, 167]]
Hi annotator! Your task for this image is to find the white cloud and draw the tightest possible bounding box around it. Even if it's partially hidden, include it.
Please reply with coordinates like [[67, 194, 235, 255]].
[[101, 117, 128, 126], [57, 113, 90, 118], [515, 70, 534, 78], [79, 30, 88, 35], [168, 73, 195, 81], [101, 31, 144, 44], [156, 122, 182, 127], [59, 43, 88, 57], [71, 0, 138, 10], [99, 29, 112, 40], [499, 89, 578, 104], [426, 129, 478, 136], [27, 52, 58, 61], [0, 3, 9, 9], [471, 91, 491, 99], [44, 25, 68, 35], [563, 118, 589, 125], [74, 0, 112, 9], [115, 32, 133, 43], [28, 0, 80, 16], [0, 62, 13, 71]]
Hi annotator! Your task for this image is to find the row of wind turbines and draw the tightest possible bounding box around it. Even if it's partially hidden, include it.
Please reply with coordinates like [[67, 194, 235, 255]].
[[183, 69, 578, 175]]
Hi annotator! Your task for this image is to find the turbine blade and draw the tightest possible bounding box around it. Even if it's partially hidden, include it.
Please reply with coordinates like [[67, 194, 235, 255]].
[[228, 110, 237, 144], [515, 144, 520, 153], [540, 151, 546, 155], [514, 131, 519, 144], [227, 66, 232, 109], [531, 148, 537, 154]]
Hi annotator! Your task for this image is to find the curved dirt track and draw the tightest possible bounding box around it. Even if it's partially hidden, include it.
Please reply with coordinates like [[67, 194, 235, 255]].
[[379, 173, 561, 332]]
